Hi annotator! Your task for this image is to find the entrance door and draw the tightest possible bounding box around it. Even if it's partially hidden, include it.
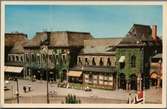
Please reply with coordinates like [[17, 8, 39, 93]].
[[119, 73, 126, 90], [130, 74, 137, 90]]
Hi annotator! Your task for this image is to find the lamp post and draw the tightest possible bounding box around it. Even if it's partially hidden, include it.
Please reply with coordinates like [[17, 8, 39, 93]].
[[14, 78, 19, 103], [44, 46, 50, 104], [66, 50, 70, 83]]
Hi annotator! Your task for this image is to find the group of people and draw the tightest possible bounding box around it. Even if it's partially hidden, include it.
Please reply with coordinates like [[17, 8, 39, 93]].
[[23, 84, 31, 93]]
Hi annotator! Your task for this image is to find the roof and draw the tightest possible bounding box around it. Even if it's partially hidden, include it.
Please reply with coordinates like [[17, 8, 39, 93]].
[[24, 31, 93, 48], [117, 24, 162, 47], [81, 38, 122, 54], [5, 32, 28, 47], [70, 66, 116, 73], [9, 43, 25, 54]]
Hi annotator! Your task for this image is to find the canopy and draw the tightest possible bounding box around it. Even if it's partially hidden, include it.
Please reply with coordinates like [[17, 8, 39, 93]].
[[5, 66, 23, 73], [67, 71, 82, 77], [119, 56, 125, 63]]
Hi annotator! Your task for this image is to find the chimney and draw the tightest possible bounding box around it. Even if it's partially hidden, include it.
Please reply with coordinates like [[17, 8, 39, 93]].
[[152, 25, 157, 42]]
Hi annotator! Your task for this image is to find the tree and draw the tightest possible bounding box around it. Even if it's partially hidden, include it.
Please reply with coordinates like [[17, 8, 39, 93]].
[[63, 94, 81, 104]]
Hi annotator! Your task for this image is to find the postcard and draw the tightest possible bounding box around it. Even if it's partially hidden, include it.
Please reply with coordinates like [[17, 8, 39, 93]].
[[0, 0, 167, 108]]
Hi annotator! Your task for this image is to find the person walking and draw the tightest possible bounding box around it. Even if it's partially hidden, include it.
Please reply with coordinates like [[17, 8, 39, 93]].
[[28, 84, 31, 92], [128, 92, 135, 104], [23, 86, 26, 93]]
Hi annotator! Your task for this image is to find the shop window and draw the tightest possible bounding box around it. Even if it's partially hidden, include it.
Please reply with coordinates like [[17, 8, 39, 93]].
[[92, 57, 96, 66], [131, 55, 136, 68]]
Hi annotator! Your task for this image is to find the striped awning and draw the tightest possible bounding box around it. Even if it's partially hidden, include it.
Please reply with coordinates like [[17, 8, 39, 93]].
[[5, 66, 23, 73], [119, 56, 125, 63], [67, 71, 82, 77]]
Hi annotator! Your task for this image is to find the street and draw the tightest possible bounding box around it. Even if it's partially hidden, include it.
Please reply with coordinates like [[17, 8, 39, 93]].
[[4, 79, 162, 104]]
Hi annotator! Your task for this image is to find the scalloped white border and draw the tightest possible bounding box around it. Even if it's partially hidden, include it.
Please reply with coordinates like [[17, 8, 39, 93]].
[[1, 1, 167, 108]]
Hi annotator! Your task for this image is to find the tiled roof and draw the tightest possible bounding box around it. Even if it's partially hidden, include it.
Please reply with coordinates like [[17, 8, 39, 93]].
[[82, 38, 122, 54], [10, 43, 25, 54], [5, 32, 28, 47], [24, 31, 93, 47], [118, 24, 162, 46]]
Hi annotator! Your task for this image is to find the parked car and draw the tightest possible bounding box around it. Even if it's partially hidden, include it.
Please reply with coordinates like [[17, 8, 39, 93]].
[[85, 86, 92, 91]]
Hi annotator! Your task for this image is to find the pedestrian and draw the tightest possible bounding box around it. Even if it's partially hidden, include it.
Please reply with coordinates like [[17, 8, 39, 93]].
[[128, 92, 135, 104], [23, 86, 26, 93], [28, 84, 31, 92]]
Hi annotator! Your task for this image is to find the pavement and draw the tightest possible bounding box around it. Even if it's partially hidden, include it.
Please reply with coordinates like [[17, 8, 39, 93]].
[[4, 79, 162, 104]]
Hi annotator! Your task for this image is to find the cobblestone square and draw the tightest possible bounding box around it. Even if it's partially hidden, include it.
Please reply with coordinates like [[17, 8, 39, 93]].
[[4, 79, 162, 104]]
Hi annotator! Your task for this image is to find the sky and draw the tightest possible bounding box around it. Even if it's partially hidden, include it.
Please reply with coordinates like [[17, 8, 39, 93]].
[[5, 5, 162, 39]]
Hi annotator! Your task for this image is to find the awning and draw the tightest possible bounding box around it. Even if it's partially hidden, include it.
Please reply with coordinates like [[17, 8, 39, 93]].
[[119, 56, 125, 63], [150, 73, 158, 79], [67, 71, 82, 77], [5, 66, 23, 73]]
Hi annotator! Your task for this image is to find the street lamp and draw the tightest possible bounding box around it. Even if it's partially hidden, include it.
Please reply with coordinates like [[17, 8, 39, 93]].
[[14, 78, 19, 103], [43, 46, 50, 104], [66, 50, 70, 83]]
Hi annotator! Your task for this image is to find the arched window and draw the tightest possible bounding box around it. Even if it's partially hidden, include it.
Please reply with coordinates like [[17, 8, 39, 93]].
[[20, 56, 23, 62], [92, 57, 96, 66], [16, 56, 19, 61], [107, 58, 111, 66], [85, 58, 89, 66], [99, 58, 104, 66], [26, 54, 29, 62], [62, 55, 66, 64], [78, 57, 82, 65], [12, 56, 15, 61], [131, 55, 136, 68]]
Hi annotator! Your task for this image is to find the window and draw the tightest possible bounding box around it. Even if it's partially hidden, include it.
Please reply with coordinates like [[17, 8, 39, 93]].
[[78, 57, 82, 65], [32, 54, 35, 62], [120, 63, 125, 69], [107, 58, 111, 66], [85, 58, 89, 66], [131, 55, 136, 68], [12, 56, 15, 61], [16, 56, 19, 61], [89, 73, 93, 82], [20, 56, 23, 62], [99, 58, 104, 66], [92, 57, 96, 66], [62, 55, 66, 64], [26, 54, 29, 62]]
